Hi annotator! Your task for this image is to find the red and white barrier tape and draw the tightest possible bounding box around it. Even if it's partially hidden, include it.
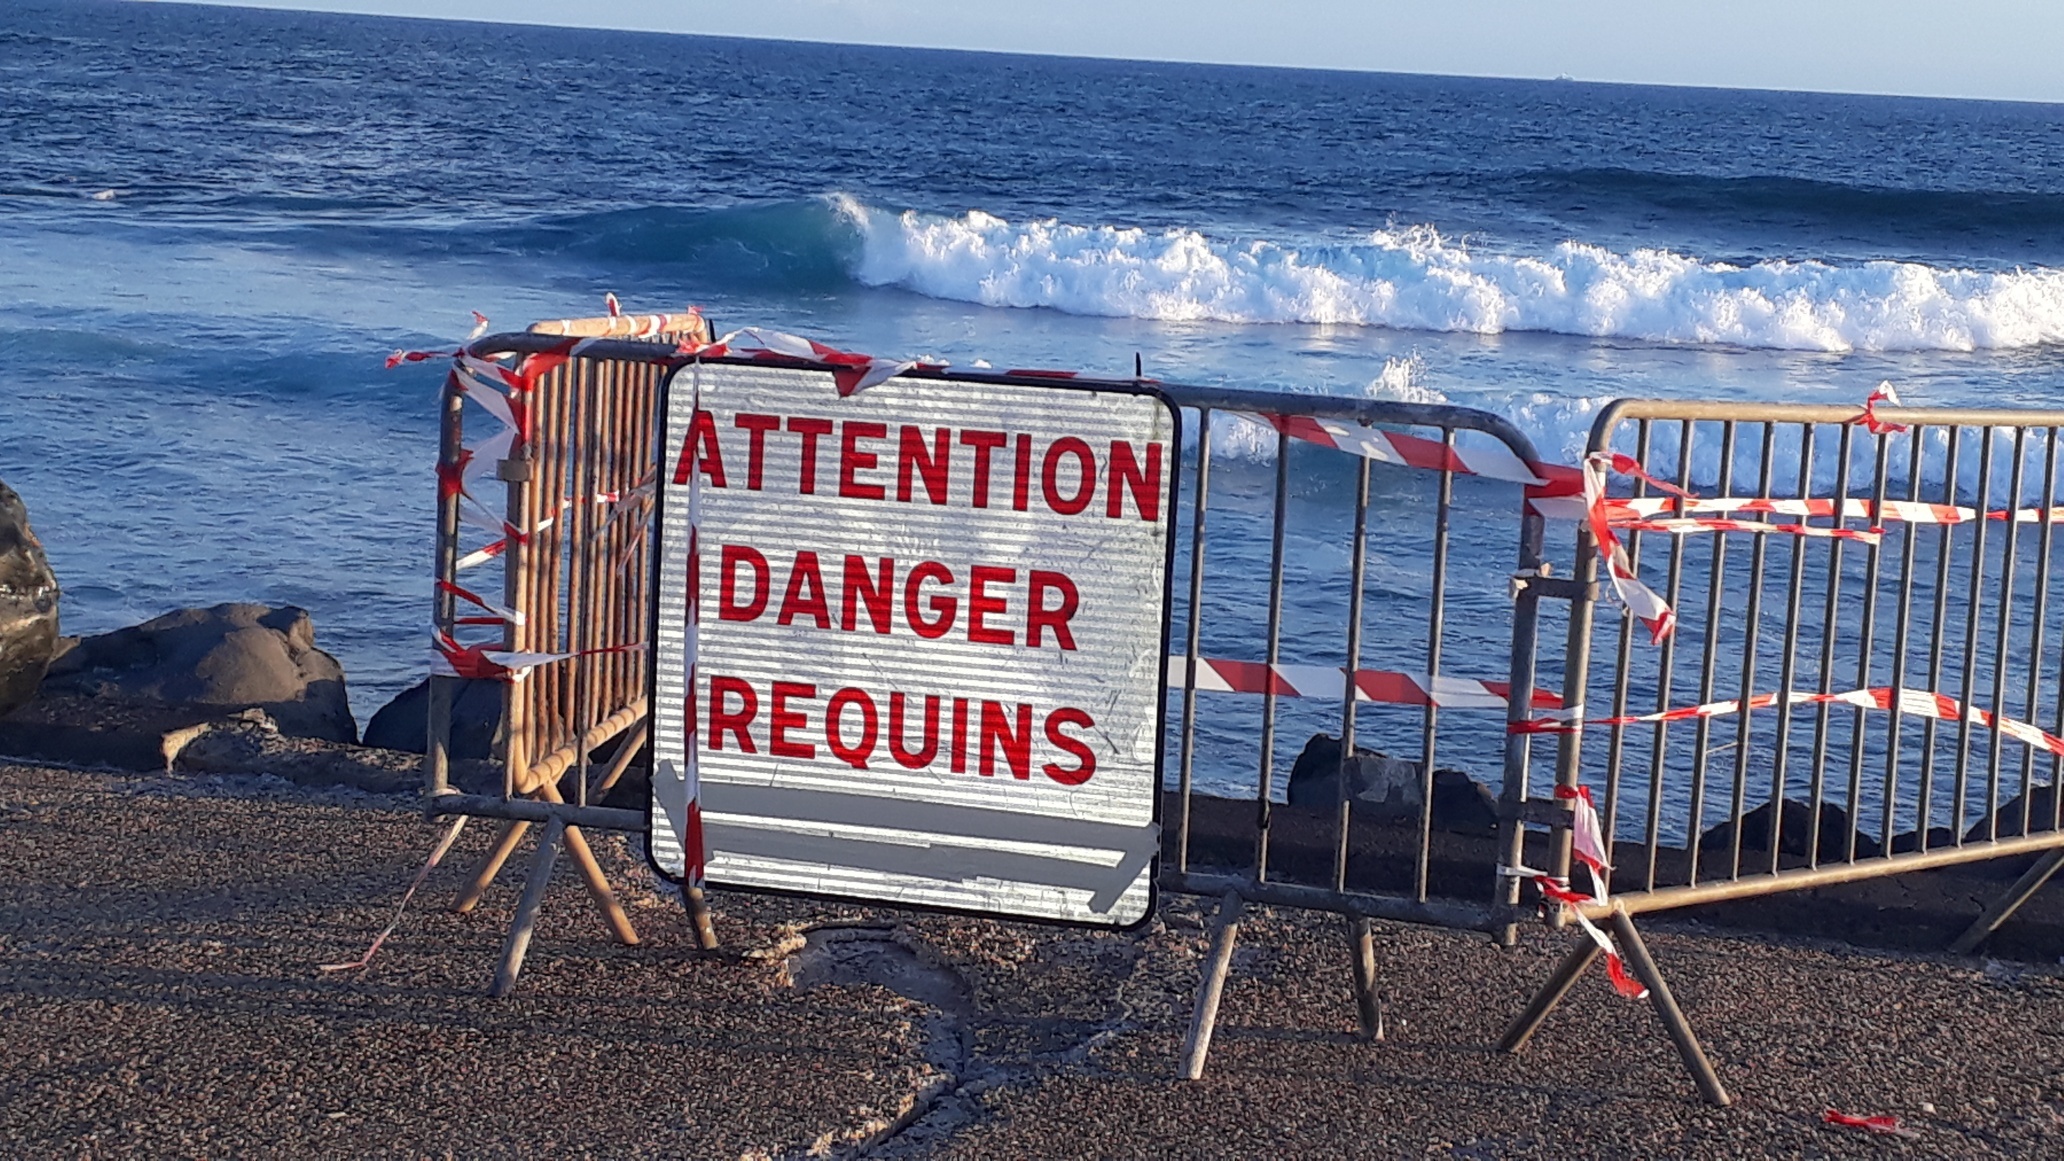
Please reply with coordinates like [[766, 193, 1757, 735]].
[[1612, 516, 1883, 546], [1605, 492, 2064, 527], [1859, 381, 1907, 435], [1515, 684, 2064, 759], [680, 361, 709, 887], [1823, 1109, 1920, 1139], [1584, 451, 1681, 644], [1496, 786, 1648, 996], [677, 326, 940, 397], [1170, 655, 1563, 711], [1234, 412, 1571, 492], [319, 815, 469, 973], [1558, 784, 1612, 894], [431, 629, 643, 682]]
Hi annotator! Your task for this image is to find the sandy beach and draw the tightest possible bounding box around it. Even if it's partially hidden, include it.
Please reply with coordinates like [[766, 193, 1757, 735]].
[[5, 759, 2064, 1158]]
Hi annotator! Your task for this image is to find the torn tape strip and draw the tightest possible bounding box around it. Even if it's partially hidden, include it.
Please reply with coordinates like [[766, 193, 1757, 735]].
[[1513, 685, 2064, 759], [1169, 655, 1564, 711]]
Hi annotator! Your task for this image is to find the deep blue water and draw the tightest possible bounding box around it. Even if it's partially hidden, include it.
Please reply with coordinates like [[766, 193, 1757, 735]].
[[5, 0, 2064, 811]]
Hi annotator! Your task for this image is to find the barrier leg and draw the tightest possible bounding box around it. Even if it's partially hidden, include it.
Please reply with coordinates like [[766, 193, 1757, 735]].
[[1950, 846, 2064, 955], [490, 817, 565, 998], [531, 776, 641, 946], [1179, 889, 1245, 1080], [1495, 935, 1600, 1054], [683, 885, 720, 951], [1609, 909, 1731, 1108], [562, 825, 640, 946], [589, 719, 649, 799], [1348, 915, 1384, 1041], [453, 819, 529, 913]]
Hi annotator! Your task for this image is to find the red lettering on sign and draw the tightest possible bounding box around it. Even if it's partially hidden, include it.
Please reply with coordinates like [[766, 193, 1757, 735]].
[[905, 561, 957, 639], [709, 675, 758, 752], [966, 565, 1015, 645], [897, 425, 950, 504], [888, 691, 940, 769], [719, 545, 769, 621], [696, 676, 1102, 789], [673, 409, 727, 487], [838, 421, 888, 501], [770, 681, 816, 758], [1025, 570, 1078, 649], [826, 687, 878, 769], [950, 697, 969, 773], [1011, 433, 1033, 512], [1042, 707, 1096, 784], [1042, 436, 1095, 515], [1109, 440, 1162, 521], [787, 416, 833, 494], [840, 555, 894, 634], [734, 413, 780, 491], [960, 430, 1006, 508], [777, 551, 831, 628], [979, 701, 1033, 779]]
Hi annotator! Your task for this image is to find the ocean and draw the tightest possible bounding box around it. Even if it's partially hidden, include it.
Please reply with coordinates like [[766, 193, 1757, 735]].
[[6, 0, 2064, 811]]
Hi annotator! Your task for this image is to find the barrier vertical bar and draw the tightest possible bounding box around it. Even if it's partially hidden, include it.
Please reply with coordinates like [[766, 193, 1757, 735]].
[[1766, 423, 1818, 873], [1495, 481, 1551, 946], [1843, 431, 1891, 863], [1918, 429, 1963, 852], [1984, 429, 2025, 841], [1253, 429, 1291, 883], [1639, 421, 1693, 887], [428, 373, 465, 799], [1806, 423, 1856, 867], [1414, 435, 1453, 902], [2033, 429, 2061, 834], [1335, 456, 1372, 892], [1952, 429, 1996, 843], [1882, 426, 1926, 857], [1684, 421, 1736, 885], [1177, 409, 1213, 876], [1603, 420, 1652, 874], [1727, 424, 1778, 878]]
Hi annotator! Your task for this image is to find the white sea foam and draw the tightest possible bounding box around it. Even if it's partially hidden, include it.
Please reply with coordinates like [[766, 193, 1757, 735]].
[[835, 196, 2064, 354]]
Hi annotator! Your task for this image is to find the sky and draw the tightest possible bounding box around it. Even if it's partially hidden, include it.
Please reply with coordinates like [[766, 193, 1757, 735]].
[[179, 1, 2064, 104]]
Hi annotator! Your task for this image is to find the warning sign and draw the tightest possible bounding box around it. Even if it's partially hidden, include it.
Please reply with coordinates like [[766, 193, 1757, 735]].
[[648, 361, 1176, 926]]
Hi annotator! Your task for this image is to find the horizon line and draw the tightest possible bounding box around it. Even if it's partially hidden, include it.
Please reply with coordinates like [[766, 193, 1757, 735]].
[[153, 1, 2064, 108]]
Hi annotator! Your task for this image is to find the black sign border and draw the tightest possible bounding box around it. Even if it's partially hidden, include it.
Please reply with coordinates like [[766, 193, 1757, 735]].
[[643, 357, 1180, 933]]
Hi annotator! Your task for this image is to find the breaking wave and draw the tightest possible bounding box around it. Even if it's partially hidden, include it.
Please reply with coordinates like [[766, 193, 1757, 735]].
[[836, 195, 2064, 353]]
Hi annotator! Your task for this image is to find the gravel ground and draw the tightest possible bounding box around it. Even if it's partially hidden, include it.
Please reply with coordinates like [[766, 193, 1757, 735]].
[[5, 761, 2064, 1158]]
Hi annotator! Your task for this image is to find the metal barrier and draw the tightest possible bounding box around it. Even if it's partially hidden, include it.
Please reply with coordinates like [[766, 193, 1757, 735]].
[[1141, 387, 1566, 1076], [419, 328, 1585, 1014], [1496, 398, 2064, 1105], [418, 329, 2039, 1106], [424, 310, 714, 993]]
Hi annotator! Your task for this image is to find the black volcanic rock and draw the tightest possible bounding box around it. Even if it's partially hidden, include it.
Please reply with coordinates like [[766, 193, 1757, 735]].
[[0, 479, 60, 718]]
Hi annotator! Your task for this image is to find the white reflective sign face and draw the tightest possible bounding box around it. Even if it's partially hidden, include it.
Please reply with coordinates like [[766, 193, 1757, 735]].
[[649, 363, 1175, 926]]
